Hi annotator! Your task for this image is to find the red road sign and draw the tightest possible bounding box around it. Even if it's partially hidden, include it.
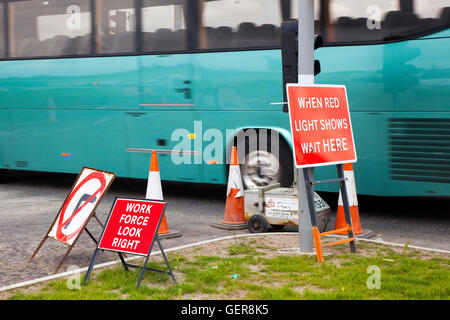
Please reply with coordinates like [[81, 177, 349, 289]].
[[98, 198, 166, 256], [286, 84, 357, 168], [47, 167, 115, 245]]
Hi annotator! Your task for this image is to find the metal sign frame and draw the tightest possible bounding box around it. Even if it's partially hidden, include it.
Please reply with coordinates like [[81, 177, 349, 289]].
[[29, 167, 116, 274], [84, 197, 175, 290], [303, 164, 356, 262]]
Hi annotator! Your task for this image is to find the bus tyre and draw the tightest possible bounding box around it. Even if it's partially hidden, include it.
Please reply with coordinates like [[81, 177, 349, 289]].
[[240, 131, 293, 189], [248, 215, 269, 233]]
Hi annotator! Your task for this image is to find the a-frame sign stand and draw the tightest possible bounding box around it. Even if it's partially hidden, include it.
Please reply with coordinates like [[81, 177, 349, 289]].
[[29, 167, 116, 274], [303, 165, 356, 262], [29, 211, 106, 274], [84, 198, 176, 289], [85, 234, 176, 290], [120, 236, 175, 289]]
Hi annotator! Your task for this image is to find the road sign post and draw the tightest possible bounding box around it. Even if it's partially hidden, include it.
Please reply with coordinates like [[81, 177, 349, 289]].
[[296, 0, 316, 253]]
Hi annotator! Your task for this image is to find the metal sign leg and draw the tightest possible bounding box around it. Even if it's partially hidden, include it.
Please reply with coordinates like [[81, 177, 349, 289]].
[[297, 168, 314, 252], [337, 164, 357, 253], [118, 252, 129, 271], [156, 237, 176, 282], [84, 248, 100, 284], [84, 227, 98, 245], [136, 251, 152, 290], [92, 212, 104, 228], [29, 236, 48, 262], [303, 168, 324, 261], [54, 245, 75, 274]]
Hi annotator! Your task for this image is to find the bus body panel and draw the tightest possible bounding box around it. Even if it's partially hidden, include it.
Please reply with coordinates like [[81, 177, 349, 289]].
[[0, 56, 139, 176], [315, 37, 450, 113], [0, 56, 140, 110], [140, 54, 194, 106], [0, 108, 127, 175], [419, 28, 450, 39], [0, 109, 12, 170], [0, 24, 449, 196], [192, 50, 284, 111], [315, 111, 450, 197], [314, 35, 450, 196], [124, 110, 202, 182]]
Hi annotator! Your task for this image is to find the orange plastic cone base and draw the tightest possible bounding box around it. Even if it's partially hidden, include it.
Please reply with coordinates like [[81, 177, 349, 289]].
[[221, 188, 246, 225], [157, 214, 170, 234], [334, 205, 363, 235]]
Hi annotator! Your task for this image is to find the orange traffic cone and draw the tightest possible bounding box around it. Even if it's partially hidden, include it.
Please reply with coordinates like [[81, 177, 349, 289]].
[[146, 151, 181, 239], [212, 146, 247, 230], [334, 163, 374, 238]]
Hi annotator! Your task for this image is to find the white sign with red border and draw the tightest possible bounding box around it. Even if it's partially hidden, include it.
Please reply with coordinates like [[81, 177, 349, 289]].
[[47, 167, 116, 246]]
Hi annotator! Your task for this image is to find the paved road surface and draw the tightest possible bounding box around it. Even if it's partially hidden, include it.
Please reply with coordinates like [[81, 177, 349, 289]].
[[0, 170, 449, 288]]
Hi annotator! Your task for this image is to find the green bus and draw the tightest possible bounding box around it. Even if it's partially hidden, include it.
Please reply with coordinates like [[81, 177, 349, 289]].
[[0, 0, 449, 197]]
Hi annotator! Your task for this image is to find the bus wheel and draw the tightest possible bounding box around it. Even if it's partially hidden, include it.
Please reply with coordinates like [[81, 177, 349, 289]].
[[240, 133, 293, 189]]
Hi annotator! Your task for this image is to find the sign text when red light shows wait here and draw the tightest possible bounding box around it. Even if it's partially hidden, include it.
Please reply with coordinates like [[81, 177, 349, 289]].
[[287, 85, 357, 168]]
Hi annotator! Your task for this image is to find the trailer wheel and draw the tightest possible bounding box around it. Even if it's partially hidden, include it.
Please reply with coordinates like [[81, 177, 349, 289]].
[[248, 215, 269, 233]]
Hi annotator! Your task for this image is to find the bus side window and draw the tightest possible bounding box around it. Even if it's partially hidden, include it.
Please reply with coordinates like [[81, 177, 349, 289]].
[[326, 0, 450, 45], [95, 0, 136, 54], [141, 0, 187, 53], [442, 7, 450, 26], [199, 0, 285, 50], [8, 0, 92, 58]]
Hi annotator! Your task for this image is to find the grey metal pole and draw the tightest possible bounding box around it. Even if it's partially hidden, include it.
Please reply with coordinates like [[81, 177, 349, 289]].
[[298, 0, 315, 84], [297, 0, 315, 253]]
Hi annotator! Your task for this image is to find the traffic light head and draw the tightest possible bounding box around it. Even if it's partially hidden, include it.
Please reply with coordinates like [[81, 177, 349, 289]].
[[281, 21, 323, 112], [313, 35, 323, 76], [314, 34, 323, 50]]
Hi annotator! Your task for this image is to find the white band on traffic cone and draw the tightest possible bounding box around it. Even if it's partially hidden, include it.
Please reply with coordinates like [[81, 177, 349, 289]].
[[146, 171, 163, 200], [227, 165, 244, 198], [338, 169, 358, 207]]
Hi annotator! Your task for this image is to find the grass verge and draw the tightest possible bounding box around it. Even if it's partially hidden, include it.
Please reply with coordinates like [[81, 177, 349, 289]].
[[3, 235, 449, 300]]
